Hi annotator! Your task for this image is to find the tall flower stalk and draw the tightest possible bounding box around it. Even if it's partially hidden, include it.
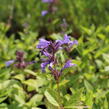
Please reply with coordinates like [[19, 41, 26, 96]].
[[37, 34, 78, 108]]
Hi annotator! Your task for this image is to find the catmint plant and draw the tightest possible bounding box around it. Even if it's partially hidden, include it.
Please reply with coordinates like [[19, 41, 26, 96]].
[[37, 34, 78, 108], [37, 34, 78, 73], [5, 51, 35, 69]]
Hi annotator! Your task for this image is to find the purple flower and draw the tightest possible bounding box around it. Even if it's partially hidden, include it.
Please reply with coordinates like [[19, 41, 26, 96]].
[[62, 34, 71, 44], [40, 55, 55, 72], [57, 34, 78, 47], [48, 60, 76, 80], [5, 60, 15, 67], [64, 60, 76, 68], [69, 40, 78, 47], [37, 39, 58, 72], [41, 10, 48, 16], [37, 39, 50, 49], [43, 51, 51, 57], [48, 62, 53, 71], [61, 60, 76, 72], [42, 0, 53, 3], [37, 39, 61, 57], [41, 61, 50, 72], [40, 36, 56, 68]]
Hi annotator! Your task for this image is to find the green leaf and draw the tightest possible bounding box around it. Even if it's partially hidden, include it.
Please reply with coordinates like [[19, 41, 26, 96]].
[[27, 94, 43, 106], [32, 108, 41, 109], [84, 80, 93, 91], [0, 96, 8, 103], [0, 103, 8, 109], [24, 69, 36, 76], [85, 91, 93, 107], [44, 90, 59, 107], [97, 34, 106, 40], [13, 74, 24, 81], [14, 94, 25, 106], [95, 46, 109, 58], [103, 53, 109, 63], [54, 79, 69, 89], [104, 66, 109, 72], [104, 97, 108, 109], [64, 105, 90, 109]]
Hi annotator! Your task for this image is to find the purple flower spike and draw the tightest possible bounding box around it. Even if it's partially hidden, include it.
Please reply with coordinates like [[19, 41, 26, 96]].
[[41, 10, 48, 16], [37, 34, 78, 74], [5, 60, 15, 67], [42, 0, 53, 3], [37, 39, 50, 49]]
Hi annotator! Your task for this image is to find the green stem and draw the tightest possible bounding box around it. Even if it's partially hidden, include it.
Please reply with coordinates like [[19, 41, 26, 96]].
[[56, 79, 64, 109]]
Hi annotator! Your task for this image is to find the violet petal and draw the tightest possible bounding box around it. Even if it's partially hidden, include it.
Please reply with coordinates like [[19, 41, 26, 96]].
[[41, 10, 48, 16], [41, 61, 50, 72], [42, 0, 53, 3], [37, 39, 50, 49], [61, 60, 76, 71], [69, 40, 78, 47], [5, 60, 15, 67], [43, 51, 51, 57]]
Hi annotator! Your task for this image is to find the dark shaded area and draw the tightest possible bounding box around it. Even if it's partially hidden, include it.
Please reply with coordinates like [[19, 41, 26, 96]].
[[3, 98, 10, 105], [38, 105, 47, 109], [6, 19, 23, 39]]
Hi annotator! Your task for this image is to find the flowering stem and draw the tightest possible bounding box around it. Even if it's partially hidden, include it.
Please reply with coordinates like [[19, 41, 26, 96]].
[[56, 78, 64, 109]]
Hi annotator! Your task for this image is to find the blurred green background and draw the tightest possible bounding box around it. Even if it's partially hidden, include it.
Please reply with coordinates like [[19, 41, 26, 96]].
[[0, 0, 109, 109]]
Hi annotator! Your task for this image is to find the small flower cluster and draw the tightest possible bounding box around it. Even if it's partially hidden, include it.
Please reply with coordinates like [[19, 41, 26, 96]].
[[41, 0, 58, 16], [6, 51, 35, 69], [37, 34, 78, 80]]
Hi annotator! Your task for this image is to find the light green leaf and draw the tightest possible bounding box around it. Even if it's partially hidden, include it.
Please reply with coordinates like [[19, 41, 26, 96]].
[[27, 94, 43, 106], [84, 80, 93, 91], [54, 79, 69, 89], [44, 90, 59, 107]]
